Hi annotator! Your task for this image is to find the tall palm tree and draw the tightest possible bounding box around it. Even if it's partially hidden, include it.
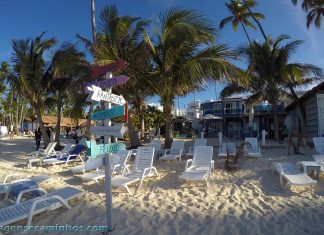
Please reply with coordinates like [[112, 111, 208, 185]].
[[10, 32, 57, 146], [221, 35, 322, 141], [220, 0, 265, 43], [47, 42, 90, 144], [291, 0, 324, 29], [145, 8, 239, 148], [79, 5, 152, 147]]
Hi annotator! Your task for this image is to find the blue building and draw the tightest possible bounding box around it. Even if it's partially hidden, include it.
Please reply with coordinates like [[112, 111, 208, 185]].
[[200, 97, 286, 139]]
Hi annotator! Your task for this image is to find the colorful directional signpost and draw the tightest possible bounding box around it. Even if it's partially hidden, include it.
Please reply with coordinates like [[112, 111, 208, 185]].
[[91, 124, 128, 138], [86, 141, 126, 158], [88, 59, 130, 233], [83, 75, 129, 90], [91, 105, 125, 121], [91, 59, 128, 78], [86, 85, 126, 105]]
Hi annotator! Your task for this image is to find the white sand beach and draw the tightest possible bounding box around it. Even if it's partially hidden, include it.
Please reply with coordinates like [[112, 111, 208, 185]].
[[1, 136, 324, 235]]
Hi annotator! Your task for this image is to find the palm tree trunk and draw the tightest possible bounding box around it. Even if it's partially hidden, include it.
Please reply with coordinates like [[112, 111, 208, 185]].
[[240, 22, 252, 44], [91, 0, 97, 44], [246, 7, 268, 42], [163, 101, 173, 149], [35, 105, 50, 147], [55, 93, 62, 143], [140, 107, 145, 139], [271, 101, 280, 141], [127, 117, 141, 147]]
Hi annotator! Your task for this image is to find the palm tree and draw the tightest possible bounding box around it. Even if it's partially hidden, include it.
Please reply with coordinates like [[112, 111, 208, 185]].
[[221, 35, 322, 141], [79, 5, 152, 147], [220, 0, 265, 43], [291, 0, 324, 29], [10, 32, 57, 146], [47, 42, 89, 144], [144, 8, 239, 148]]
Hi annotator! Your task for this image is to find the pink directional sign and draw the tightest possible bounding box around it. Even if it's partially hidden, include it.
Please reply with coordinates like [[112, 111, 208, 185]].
[[83, 75, 129, 90], [92, 60, 128, 78]]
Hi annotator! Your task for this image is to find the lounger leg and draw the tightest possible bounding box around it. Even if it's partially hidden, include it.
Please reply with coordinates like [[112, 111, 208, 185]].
[[125, 185, 133, 195], [152, 167, 159, 177]]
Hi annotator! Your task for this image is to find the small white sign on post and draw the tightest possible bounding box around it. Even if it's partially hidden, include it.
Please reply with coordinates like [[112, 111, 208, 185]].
[[87, 85, 126, 105], [91, 124, 128, 138]]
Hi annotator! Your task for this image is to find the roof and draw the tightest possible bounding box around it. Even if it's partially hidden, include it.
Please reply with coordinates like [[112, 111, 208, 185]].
[[285, 81, 324, 111], [30, 115, 91, 127]]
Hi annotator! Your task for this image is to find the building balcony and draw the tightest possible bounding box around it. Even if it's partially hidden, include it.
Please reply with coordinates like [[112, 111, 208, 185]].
[[223, 108, 242, 115], [253, 104, 285, 114]]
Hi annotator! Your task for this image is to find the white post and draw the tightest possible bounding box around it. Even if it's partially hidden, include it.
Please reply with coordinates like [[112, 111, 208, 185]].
[[218, 132, 222, 146], [201, 131, 204, 139], [157, 128, 160, 139], [262, 130, 266, 146], [138, 131, 141, 140], [103, 72, 113, 232]]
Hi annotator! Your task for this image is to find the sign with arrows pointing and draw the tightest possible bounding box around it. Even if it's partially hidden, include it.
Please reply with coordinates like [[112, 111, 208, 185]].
[[87, 85, 126, 105], [86, 141, 126, 158], [91, 123, 128, 138], [91, 105, 125, 121], [92, 60, 128, 78], [83, 75, 129, 91]]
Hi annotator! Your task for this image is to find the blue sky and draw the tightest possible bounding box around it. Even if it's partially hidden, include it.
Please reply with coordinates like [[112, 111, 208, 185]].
[[1, 0, 324, 109]]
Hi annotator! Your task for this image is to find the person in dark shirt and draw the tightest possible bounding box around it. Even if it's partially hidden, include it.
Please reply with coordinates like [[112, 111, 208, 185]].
[[35, 128, 42, 151]]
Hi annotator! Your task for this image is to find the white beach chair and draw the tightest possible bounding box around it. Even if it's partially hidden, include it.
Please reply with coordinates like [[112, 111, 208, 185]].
[[313, 137, 324, 154], [54, 144, 75, 157], [0, 174, 51, 195], [218, 142, 236, 158], [150, 139, 163, 157], [273, 162, 317, 189], [111, 147, 158, 195], [244, 138, 262, 158], [43, 144, 85, 166], [80, 150, 131, 183], [187, 138, 207, 157], [29, 142, 57, 158], [312, 155, 324, 172], [159, 140, 184, 161], [179, 146, 213, 186], [0, 186, 82, 227]]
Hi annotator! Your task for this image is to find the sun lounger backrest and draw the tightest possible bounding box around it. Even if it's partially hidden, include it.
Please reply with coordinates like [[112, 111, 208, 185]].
[[150, 140, 162, 151], [219, 143, 235, 155], [193, 146, 213, 167], [194, 138, 207, 147], [134, 147, 155, 171], [171, 140, 184, 150], [61, 144, 74, 154], [115, 150, 131, 165], [70, 144, 85, 155], [43, 142, 55, 155], [313, 137, 324, 154], [245, 138, 258, 152]]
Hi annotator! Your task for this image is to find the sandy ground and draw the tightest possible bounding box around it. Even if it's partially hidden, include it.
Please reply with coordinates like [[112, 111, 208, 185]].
[[0, 136, 324, 235]]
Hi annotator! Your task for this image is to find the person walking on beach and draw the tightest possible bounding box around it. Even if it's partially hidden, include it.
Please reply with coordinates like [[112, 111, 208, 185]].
[[35, 128, 42, 151]]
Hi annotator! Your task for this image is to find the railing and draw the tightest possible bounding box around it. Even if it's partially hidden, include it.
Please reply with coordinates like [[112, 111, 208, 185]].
[[223, 108, 242, 114]]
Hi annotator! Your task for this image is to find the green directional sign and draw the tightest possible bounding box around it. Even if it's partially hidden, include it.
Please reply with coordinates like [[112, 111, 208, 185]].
[[91, 105, 125, 121], [86, 141, 126, 158]]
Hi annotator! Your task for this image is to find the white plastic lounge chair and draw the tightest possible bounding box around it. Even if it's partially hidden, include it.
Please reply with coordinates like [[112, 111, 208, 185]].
[[244, 138, 262, 158], [187, 138, 207, 157], [312, 155, 324, 172], [0, 186, 82, 227], [313, 137, 324, 154], [29, 142, 57, 158], [54, 144, 74, 157], [218, 142, 236, 158], [273, 162, 317, 189], [150, 140, 163, 157], [0, 174, 51, 195], [159, 140, 184, 161], [43, 144, 85, 166], [80, 150, 131, 183], [111, 147, 158, 195], [179, 146, 213, 186]]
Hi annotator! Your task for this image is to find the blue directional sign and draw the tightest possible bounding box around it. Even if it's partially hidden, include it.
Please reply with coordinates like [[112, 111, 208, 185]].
[[91, 105, 125, 121], [86, 141, 126, 158]]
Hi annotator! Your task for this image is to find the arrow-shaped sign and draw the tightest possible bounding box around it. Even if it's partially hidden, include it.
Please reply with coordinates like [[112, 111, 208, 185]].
[[86, 141, 126, 158], [91, 105, 125, 121], [83, 75, 129, 91], [87, 85, 126, 105], [91, 123, 128, 138], [92, 60, 128, 78]]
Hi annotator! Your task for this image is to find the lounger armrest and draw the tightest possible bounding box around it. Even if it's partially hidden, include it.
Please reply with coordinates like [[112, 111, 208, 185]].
[[141, 166, 159, 178], [3, 173, 23, 184], [122, 164, 131, 174], [15, 187, 47, 204], [188, 146, 194, 153], [164, 149, 171, 155], [185, 159, 193, 171], [27, 195, 71, 226]]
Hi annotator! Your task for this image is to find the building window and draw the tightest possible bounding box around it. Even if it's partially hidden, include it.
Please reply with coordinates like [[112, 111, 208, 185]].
[[224, 102, 236, 113], [213, 103, 222, 110]]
